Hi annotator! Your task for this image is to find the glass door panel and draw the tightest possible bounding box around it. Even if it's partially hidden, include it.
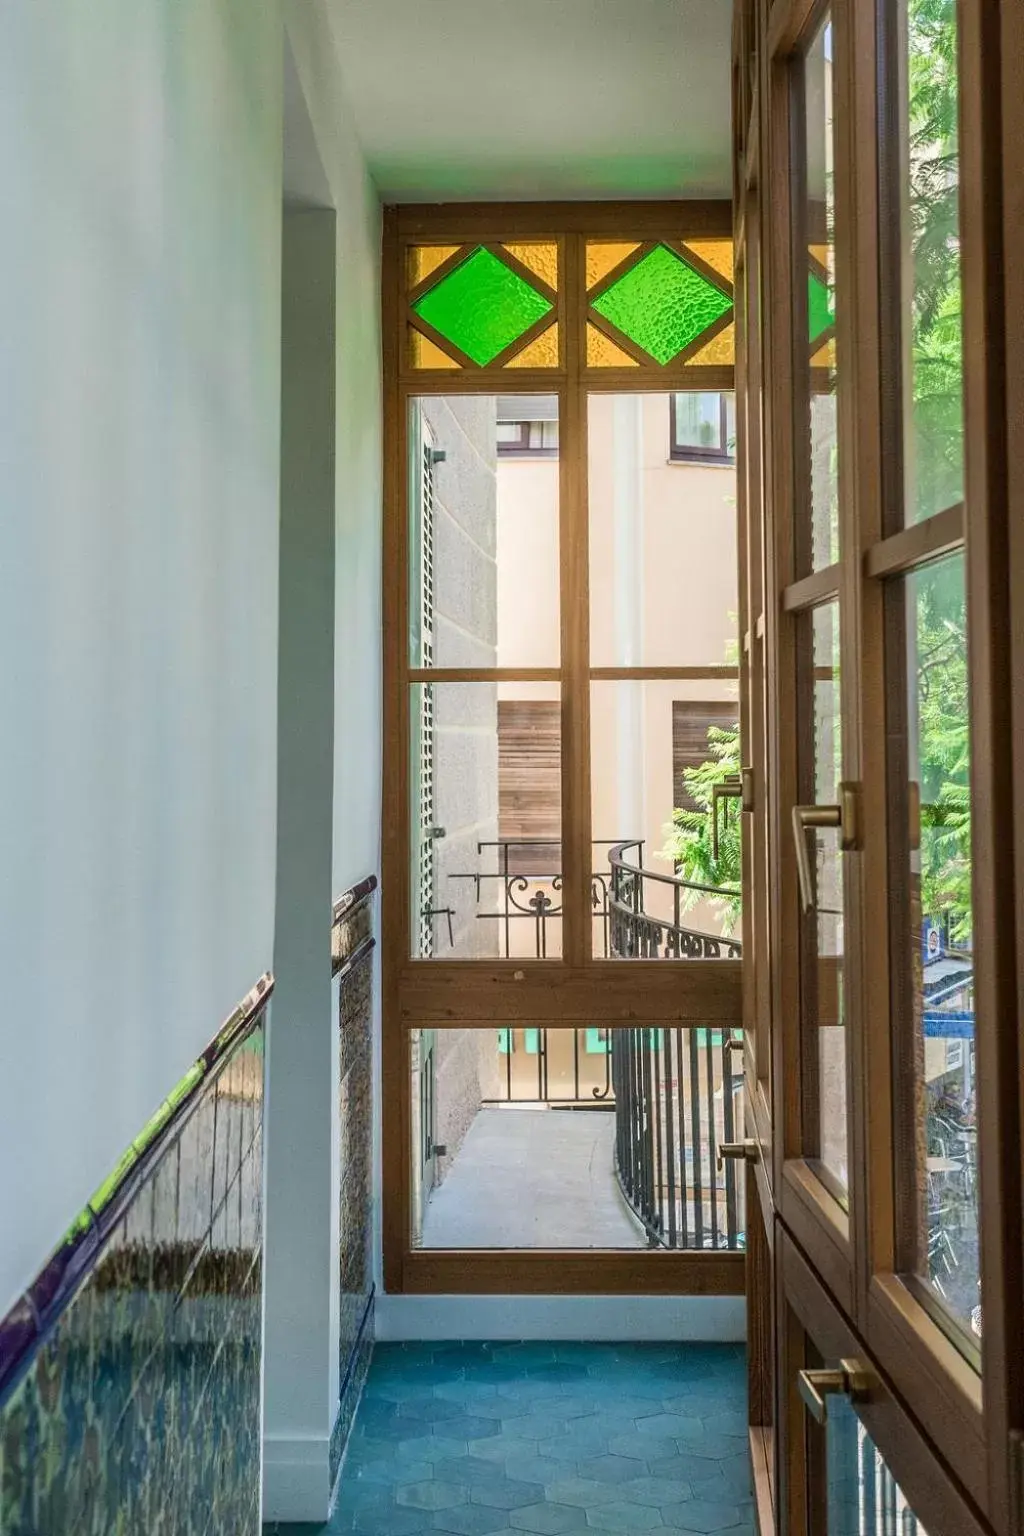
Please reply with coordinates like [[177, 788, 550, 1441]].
[[888, 551, 979, 1354], [794, 599, 848, 1201], [802, 14, 839, 576], [827, 1394, 930, 1534]]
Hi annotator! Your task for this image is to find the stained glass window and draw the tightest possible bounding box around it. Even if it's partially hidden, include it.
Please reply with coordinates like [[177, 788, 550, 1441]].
[[405, 233, 737, 373], [412, 246, 554, 367], [808, 268, 834, 344], [590, 244, 733, 366]]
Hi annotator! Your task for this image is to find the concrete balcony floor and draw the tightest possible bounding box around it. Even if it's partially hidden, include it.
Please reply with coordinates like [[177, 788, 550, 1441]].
[[420, 1107, 647, 1249]]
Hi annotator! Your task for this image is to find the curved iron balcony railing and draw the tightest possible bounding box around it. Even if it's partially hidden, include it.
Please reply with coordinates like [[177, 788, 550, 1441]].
[[444, 837, 741, 960]]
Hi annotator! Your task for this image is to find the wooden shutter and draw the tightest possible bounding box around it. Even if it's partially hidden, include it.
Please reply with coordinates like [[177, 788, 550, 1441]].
[[672, 701, 738, 810], [497, 700, 561, 876]]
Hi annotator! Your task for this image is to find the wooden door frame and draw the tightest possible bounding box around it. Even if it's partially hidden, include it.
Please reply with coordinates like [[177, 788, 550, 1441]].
[[780, 1228, 990, 1536], [742, 0, 1021, 1522], [381, 201, 748, 1294]]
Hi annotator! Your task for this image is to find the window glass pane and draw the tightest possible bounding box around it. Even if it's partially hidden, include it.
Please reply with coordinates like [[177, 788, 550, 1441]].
[[898, 0, 964, 525], [410, 683, 562, 960], [409, 395, 559, 669], [411, 1025, 744, 1250], [827, 1393, 931, 1534], [674, 392, 721, 449], [901, 552, 978, 1345], [590, 681, 742, 960], [411, 246, 553, 367], [806, 602, 847, 1193], [588, 393, 739, 667], [803, 17, 840, 571]]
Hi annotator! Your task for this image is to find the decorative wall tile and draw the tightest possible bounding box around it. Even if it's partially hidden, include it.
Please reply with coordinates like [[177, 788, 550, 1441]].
[[331, 879, 377, 1494], [0, 991, 269, 1536]]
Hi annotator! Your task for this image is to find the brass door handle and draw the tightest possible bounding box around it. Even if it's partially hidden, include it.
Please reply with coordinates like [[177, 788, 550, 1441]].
[[791, 783, 860, 915], [797, 1359, 874, 1424], [712, 768, 754, 859], [718, 1138, 759, 1169]]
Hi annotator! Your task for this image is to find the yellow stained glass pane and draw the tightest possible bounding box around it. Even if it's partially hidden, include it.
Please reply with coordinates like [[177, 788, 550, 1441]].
[[409, 327, 461, 369], [502, 242, 559, 291], [409, 245, 462, 288], [586, 323, 639, 368], [505, 323, 559, 368], [811, 335, 837, 369], [809, 243, 830, 272], [682, 238, 734, 285], [687, 320, 735, 366], [586, 242, 641, 290]]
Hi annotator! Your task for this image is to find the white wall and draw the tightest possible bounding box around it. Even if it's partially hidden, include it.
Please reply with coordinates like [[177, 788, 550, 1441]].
[[0, 0, 284, 1314], [284, 1, 384, 901]]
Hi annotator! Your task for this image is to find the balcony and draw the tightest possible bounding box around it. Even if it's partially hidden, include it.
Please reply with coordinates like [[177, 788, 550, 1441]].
[[438, 837, 742, 962]]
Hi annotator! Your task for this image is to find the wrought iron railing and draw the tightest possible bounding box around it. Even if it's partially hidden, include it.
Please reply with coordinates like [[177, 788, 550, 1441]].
[[608, 840, 742, 959], [484, 1024, 744, 1251], [613, 1026, 745, 1250], [446, 838, 741, 960]]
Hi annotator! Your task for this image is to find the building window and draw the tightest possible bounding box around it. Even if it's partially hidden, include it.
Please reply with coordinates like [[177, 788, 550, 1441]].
[[670, 391, 736, 464], [496, 394, 560, 457], [497, 419, 559, 457]]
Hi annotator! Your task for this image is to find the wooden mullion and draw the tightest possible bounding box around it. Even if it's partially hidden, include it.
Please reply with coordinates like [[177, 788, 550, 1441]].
[[863, 503, 964, 580], [406, 242, 476, 306], [959, 0, 1017, 1523], [408, 667, 561, 684], [399, 368, 565, 392], [401, 1248, 744, 1295], [589, 665, 740, 682], [381, 208, 410, 1292], [586, 309, 657, 369], [560, 232, 590, 967], [766, 0, 824, 61], [781, 563, 840, 613], [587, 363, 738, 391], [394, 201, 733, 241], [406, 312, 480, 370]]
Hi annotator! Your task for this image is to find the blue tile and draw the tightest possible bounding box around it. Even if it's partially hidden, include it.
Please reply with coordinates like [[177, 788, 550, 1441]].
[[323, 1342, 750, 1536]]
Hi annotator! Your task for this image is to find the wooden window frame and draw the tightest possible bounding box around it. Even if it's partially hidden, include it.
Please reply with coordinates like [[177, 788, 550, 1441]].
[[382, 203, 747, 1295]]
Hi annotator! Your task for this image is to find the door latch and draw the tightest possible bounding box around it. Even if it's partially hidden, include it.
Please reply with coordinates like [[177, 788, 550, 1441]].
[[718, 1138, 759, 1169], [791, 782, 860, 915], [797, 1358, 874, 1424]]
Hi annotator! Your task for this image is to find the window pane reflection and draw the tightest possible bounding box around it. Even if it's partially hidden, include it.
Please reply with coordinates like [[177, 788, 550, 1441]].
[[809, 602, 847, 1193], [903, 553, 978, 1344], [898, 0, 965, 526], [804, 17, 839, 571], [827, 1392, 930, 1535]]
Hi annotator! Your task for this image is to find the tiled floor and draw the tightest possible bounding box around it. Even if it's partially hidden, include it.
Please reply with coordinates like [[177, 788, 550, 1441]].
[[421, 1111, 646, 1249], [269, 1341, 753, 1536]]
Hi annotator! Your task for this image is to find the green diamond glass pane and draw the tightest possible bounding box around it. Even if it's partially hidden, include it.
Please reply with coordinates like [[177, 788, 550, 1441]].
[[591, 244, 732, 365], [412, 247, 552, 366], [808, 270, 834, 342]]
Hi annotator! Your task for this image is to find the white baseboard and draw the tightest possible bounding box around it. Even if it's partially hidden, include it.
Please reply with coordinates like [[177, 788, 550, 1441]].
[[262, 1432, 333, 1524], [374, 1293, 746, 1343]]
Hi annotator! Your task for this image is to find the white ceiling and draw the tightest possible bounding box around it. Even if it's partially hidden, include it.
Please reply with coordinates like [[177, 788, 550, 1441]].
[[327, 0, 734, 203]]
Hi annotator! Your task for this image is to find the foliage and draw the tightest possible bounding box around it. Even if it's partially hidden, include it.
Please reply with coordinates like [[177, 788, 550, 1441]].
[[915, 572, 972, 943], [659, 723, 742, 934]]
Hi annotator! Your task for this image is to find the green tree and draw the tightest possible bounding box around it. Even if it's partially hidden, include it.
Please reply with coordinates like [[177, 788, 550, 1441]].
[[659, 723, 743, 934]]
